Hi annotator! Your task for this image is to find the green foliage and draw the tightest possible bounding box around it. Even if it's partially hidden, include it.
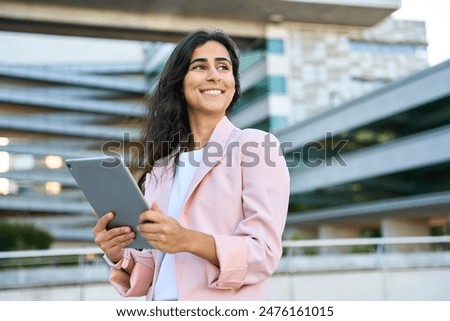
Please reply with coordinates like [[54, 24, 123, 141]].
[[430, 225, 447, 236], [0, 220, 53, 251], [430, 225, 448, 251], [282, 229, 319, 256], [348, 227, 381, 253]]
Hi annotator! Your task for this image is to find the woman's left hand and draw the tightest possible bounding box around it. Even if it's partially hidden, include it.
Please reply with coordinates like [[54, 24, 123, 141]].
[[138, 202, 189, 253], [139, 202, 219, 266]]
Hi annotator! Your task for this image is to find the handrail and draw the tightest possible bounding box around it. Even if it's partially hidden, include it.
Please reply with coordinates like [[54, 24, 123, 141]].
[[0, 236, 449, 259], [282, 235, 450, 248], [0, 246, 102, 259]]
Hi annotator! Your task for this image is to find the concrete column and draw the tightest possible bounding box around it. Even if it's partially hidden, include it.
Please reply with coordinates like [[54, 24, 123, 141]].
[[284, 226, 318, 240], [318, 224, 359, 254], [319, 224, 359, 239], [381, 218, 430, 252], [265, 24, 291, 131]]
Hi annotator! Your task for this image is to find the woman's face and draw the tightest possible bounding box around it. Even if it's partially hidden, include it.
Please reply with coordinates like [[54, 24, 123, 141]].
[[183, 41, 236, 118]]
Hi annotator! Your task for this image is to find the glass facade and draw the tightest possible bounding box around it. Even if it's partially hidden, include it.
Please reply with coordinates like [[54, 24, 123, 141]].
[[350, 40, 427, 57], [266, 38, 285, 54], [286, 93, 450, 212]]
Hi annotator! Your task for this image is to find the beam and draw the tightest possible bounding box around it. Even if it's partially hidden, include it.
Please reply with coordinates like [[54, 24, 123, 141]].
[[0, 1, 265, 43], [0, 89, 144, 117], [0, 195, 92, 213], [0, 0, 400, 43], [0, 65, 149, 94], [230, 98, 270, 129], [0, 169, 78, 186], [0, 141, 103, 159], [0, 113, 139, 140], [287, 191, 450, 226], [290, 125, 450, 194]]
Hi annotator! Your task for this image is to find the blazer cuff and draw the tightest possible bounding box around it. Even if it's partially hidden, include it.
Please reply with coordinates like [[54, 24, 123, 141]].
[[108, 250, 155, 297], [103, 249, 132, 271], [206, 235, 248, 290]]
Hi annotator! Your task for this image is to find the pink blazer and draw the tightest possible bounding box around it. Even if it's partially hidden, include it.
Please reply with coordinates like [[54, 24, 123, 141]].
[[105, 116, 290, 300]]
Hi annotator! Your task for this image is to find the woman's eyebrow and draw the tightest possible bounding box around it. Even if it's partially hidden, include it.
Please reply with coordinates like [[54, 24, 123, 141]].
[[189, 57, 232, 65]]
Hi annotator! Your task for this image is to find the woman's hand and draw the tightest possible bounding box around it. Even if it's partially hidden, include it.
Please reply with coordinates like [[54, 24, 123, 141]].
[[138, 202, 219, 266], [92, 212, 135, 263], [138, 202, 189, 253]]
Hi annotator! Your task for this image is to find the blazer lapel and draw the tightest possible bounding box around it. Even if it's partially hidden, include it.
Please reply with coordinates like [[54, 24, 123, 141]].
[[183, 116, 236, 205]]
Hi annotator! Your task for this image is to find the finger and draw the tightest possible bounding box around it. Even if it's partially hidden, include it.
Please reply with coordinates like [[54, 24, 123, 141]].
[[139, 230, 167, 248], [104, 231, 136, 248], [138, 217, 178, 243], [139, 209, 164, 224], [103, 236, 136, 263], [93, 212, 114, 233], [95, 228, 135, 248], [103, 226, 133, 240], [151, 202, 162, 213], [137, 220, 161, 235]]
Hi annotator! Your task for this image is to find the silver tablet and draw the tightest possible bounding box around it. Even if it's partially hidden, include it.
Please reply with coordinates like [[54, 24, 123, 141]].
[[65, 156, 151, 249]]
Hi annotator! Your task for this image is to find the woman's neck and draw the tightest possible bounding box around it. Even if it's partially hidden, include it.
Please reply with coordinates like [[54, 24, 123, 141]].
[[188, 113, 224, 150]]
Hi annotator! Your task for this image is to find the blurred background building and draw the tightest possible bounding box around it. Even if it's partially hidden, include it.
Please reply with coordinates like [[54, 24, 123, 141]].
[[0, 0, 449, 300]]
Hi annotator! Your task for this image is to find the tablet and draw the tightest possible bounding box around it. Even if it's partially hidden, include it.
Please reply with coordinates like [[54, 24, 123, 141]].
[[65, 156, 151, 249]]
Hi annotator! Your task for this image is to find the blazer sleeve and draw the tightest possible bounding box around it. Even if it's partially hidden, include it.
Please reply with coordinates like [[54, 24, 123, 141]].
[[105, 248, 156, 297], [207, 131, 290, 289]]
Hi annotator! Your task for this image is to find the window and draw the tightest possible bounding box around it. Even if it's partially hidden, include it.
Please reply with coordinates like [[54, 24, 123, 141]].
[[266, 38, 284, 54], [350, 40, 426, 57]]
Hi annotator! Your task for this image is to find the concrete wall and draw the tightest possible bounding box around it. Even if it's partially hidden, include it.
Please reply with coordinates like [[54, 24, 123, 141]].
[[1, 253, 449, 301], [281, 18, 428, 124], [1, 267, 448, 301], [270, 268, 450, 300]]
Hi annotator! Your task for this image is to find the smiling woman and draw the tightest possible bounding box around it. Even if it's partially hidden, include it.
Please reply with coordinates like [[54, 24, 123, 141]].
[[135, 29, 242, 168], [92, 29, 290, 301]]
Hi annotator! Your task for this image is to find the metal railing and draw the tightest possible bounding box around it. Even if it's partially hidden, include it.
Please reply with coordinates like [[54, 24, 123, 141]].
[[283, 235, 450, 251], [0, 235, 449, 264], [0, 246, 102, 260], [279, 235, 450, 274]]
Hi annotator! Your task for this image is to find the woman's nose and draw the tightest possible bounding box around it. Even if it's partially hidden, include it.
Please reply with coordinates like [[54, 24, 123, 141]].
[[206, 67, 220, 81]]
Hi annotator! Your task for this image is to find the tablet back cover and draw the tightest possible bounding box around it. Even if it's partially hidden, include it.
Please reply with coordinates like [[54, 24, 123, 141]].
[[65, 156, 150, 249]]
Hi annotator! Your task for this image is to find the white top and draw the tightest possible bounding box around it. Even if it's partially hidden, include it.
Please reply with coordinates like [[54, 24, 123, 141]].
[[153, 148, 203, 301]]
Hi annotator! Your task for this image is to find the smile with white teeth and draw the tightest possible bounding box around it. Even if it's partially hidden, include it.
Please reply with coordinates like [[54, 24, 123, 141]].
[[201, 89, 223, 95]]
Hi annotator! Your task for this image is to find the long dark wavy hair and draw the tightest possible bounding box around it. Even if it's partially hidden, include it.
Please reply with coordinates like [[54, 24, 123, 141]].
[[134, 29, 241, 188]]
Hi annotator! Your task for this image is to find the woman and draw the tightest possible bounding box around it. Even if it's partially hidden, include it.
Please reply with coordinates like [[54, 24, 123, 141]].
[[93, 29, 290, 300]]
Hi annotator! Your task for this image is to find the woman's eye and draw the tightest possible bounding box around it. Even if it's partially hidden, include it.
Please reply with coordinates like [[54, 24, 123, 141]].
[[191, 64, 230, 71]]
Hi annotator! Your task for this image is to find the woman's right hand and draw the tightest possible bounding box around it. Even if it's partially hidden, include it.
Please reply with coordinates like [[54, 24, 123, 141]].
[[92, 212, 135, 263]]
